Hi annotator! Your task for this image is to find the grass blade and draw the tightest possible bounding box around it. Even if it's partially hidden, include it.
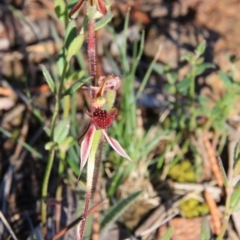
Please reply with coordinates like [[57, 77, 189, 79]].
[[40, 64, 55, 93], [100, 191, 142, 232], [160, 227, 173, 240]]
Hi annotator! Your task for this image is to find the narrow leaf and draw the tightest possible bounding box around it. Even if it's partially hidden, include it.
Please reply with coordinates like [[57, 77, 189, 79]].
[[102, 130, 131, 161], [62, 77, 91, 98], [233, 142, 240, 177], [196, 41, 206, 56], [95, 13, 112, 30], [54, 0, 68, 22], [67, 70, 86, 82], [100, 191, 142, 232], [218, 71, 232, 88], [67, 34, 85, 60], [53, 119, 70, 144], [65, 21, 77, 50], [160, 227, 174, 240], [80, 124, 96, 172], [200, 217, 211, 240], [195, 63, 215, 76], [177, 77, 191, 94], [181, 52, 192, 62], [40, 64, 55, 92], [57, 48, 65, 76], [230, 183, 240, 212], [217, 156, 228, 187]]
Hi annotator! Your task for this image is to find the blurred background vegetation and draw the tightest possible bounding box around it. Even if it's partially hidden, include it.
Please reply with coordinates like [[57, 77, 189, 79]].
[[1, 0, 240, 239]]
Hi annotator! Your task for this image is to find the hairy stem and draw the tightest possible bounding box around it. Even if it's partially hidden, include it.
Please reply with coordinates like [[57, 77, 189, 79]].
[[91, 138, 104, 240], [88, 19, 97, 86], [78, 130, 102, 240], [78, 190, 91, 240]]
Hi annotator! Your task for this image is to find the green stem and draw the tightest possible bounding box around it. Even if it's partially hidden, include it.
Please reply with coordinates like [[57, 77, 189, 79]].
[[55, 151, 66, 232], [50, 62, 68, 138], [41, 62, 68, 235], [189, 64, 196, 131], [217, 215, 229, 240], [63, 95, 70, 119], [217, 181, 233, 240], [41, 149, 55, 236]]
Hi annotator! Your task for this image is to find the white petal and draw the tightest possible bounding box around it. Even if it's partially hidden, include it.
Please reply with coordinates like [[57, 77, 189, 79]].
[[102, 130, 131, 161]]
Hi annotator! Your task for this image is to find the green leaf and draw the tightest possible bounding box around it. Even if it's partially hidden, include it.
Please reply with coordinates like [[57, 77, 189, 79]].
[[95, 12, 113, 30], [53, 119, 70, 144], [157, 154, 165, 169], [100, 191, 142, 232], [54, 0, 68, 23], [65, 21, 78, 51], [218, 71, 232, 88], [62, 77, 91, 97], [234, 142, 240, 176], [217, 157, 228, 187], [45, 141, 58, 151], [176, 77, 191, 94], [66, 70, 86, 82], [200, 217, 211, 240], [230, 183, 240, 212], [160, 227, 173, 240], [195, 63, 215, 76], [152, 62, 164, 75], [66, 34, 84, 60], [58, 136, 75, 152], [196, 41, 206, 56], [57, 48, 65, 76], [180, 52, 192, 62], [40, 64, 55, 92]]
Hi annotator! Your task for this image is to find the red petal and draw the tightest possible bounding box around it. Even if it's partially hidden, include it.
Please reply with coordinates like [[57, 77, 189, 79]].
[[102, 129, 131, 161], [69, 0, 85, 20], [80, 124, 96, 172], [96, 0, 107, 15], [78, 122, 91, 144]]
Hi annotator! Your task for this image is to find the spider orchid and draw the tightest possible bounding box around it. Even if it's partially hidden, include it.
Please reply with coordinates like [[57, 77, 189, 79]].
[[69, 0, 107, 20], [78, 75, 131, 173]]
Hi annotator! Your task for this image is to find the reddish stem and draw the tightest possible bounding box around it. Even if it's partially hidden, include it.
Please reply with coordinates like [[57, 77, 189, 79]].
[[88, 19, 97, 86], [78, 189, 92, 240]]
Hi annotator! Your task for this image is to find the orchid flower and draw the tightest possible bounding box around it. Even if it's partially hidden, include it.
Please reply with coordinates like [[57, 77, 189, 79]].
[[69, 0, 107, 20], [77, 75, 131, 240], [78, 75, 131, 173]]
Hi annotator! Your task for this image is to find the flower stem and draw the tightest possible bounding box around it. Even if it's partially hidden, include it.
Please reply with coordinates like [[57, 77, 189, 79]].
[[88, 18, 96, 86], [78, 130, 102, 240], [41, 149, 55, 236], [217, 179, 233, 240]]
